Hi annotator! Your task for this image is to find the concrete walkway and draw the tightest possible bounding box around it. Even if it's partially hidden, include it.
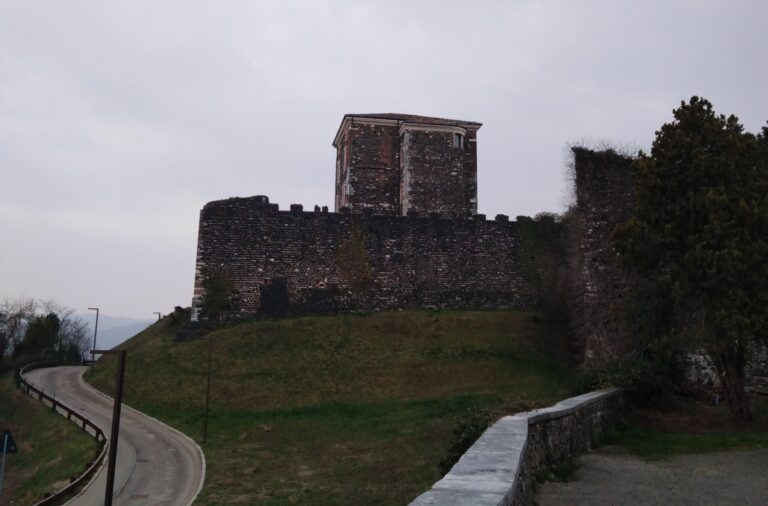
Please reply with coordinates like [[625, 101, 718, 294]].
[[536, 446, 768, 505]]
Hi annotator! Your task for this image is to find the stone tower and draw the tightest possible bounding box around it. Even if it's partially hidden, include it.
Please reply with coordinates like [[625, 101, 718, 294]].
[[332, 114, 482, 216]]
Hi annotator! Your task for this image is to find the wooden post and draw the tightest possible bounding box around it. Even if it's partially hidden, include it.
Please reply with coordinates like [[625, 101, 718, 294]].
[[203, 338, 213, 444]]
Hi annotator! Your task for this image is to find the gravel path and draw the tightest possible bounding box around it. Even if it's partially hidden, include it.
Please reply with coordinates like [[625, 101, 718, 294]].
[[536, 446, 768, 506]]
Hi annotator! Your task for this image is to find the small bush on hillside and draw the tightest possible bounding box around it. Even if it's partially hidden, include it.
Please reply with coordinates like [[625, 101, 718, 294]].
[[575, 358, 672, 408]]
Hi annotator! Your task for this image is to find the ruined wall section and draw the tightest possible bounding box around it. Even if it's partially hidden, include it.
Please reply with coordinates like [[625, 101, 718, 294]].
[[193, 196, 536, 319], [400, 128, 478, 216], [336, 122, 400, 214], [571, 148, 636, 366]]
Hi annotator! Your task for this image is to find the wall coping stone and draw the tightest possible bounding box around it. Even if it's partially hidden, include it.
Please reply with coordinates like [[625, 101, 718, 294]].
[[409, 388, 623, 506]]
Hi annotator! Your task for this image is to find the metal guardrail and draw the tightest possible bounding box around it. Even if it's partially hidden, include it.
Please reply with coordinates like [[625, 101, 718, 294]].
[[17, 362, 109, 506]]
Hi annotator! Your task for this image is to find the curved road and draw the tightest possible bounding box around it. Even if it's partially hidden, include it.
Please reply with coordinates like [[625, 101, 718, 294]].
[[24, 366, 205, 506]]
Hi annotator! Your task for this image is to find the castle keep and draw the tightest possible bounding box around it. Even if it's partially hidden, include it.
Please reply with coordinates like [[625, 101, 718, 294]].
[[333, 114, 481, 216], [191, 114, 535, 320]]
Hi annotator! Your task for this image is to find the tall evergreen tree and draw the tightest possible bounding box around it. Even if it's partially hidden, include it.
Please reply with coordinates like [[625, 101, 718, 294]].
[[614, 97, 768, 421]]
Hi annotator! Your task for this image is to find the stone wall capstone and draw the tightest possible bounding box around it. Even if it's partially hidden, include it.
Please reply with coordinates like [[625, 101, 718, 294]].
[[409, 388, 624, 506]]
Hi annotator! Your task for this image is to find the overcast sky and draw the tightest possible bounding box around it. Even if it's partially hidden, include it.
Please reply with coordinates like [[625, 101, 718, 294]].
[[1, 1, 766, 319]]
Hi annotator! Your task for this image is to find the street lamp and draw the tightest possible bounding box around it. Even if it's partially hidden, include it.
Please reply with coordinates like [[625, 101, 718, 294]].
[[153, 312, 161, 321], [88, 307, 100, 363]]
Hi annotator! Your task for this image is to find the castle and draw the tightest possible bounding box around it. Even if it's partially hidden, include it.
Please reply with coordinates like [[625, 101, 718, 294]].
[[190, 114, 536, 322], [190, 113, 768, 387]]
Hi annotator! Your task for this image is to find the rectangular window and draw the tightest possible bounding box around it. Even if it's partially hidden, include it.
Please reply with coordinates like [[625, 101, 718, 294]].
[[453, 133, 463, 148]]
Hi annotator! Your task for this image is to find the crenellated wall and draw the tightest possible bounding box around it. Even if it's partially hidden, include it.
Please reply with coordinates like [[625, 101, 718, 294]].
[[191, 196, 537, 320]]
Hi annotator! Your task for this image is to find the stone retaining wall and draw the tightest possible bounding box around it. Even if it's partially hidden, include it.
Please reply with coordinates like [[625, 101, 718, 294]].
[[682, 344, 768, 394], [409, 388, 624, 506]]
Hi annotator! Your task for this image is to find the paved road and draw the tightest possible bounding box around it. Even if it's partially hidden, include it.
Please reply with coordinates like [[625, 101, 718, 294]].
[[24, 366, 204, 506], [536, 445, 768, 506]]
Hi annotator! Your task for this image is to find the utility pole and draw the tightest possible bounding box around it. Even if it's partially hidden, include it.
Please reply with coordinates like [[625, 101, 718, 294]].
[[0, 432, 10, 498], [91, 349, 126, 506], [202, 338, 213, 444], [88, 307, 100, 363], [0, 430, 17, 497]]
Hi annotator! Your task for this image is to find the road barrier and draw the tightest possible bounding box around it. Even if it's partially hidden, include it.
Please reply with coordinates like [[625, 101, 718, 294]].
[[17, 362, 109, 506]]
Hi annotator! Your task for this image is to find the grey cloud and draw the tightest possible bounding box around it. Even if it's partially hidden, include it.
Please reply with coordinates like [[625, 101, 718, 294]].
[[1, 0, 766, 317]]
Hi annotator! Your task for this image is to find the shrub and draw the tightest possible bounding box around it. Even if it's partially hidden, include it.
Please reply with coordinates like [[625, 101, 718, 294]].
[[575, 358, 671, 408]]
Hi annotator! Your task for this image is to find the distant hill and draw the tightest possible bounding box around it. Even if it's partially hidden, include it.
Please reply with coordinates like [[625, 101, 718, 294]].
[[77, 314, 153, 350]]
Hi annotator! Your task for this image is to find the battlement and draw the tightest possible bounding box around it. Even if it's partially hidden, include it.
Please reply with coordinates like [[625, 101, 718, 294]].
[[192, 193, 532, 320], [201, 195, 510, 222]]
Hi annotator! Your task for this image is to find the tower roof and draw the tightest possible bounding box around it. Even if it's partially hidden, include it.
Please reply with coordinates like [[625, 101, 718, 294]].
[[333, 113, 482, 147]]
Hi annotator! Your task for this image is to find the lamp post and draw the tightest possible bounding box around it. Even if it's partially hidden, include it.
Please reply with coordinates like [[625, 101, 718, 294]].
[[153, 312, 161, 321], [90, 349, 126, 506], [88, 307, 99, 364]]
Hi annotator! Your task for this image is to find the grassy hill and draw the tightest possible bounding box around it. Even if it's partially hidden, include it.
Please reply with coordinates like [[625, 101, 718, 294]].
[[0, 373, 99, 505], [86, 309, 576, 505]]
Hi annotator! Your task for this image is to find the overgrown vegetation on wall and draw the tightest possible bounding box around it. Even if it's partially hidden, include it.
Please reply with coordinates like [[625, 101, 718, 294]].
[[335, 219, 375, 292], [516, 213, 571, 321], [567, 98, 768, 422], [198, 266, 235, 321], [612, 97, 768, 422]]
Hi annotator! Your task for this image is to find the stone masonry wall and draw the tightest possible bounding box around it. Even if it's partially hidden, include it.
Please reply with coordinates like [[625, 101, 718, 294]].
[[193, 195, 536, 319], [336, 122, 400, 214], [401, 129, 478, 216], [570, 147, 768, 386], [571, 148, 636, 366], [410, 388, 625, 505]]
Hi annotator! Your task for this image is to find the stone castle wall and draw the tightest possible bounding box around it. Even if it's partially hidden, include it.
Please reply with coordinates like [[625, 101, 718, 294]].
[[570, 148, 768, 384], [571, 148, 636, 366], [192, 196, 537, 320], [335, 122, 401, 214], [401, 128, 478, 216]]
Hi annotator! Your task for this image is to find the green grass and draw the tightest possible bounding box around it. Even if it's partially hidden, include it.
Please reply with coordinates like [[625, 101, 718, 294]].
[[86, 309, 576, 505], [0, 373, 100, 505], [602, 423, 768, 458], [602, 395, 768, 459]]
